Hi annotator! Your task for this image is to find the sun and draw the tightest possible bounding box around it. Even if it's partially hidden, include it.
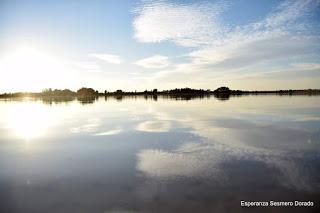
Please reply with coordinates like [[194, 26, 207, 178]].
[[0, 45, 71, 92]]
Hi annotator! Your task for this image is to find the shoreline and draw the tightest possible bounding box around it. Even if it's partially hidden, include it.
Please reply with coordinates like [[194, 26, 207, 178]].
[[1, 88, 320, 99]]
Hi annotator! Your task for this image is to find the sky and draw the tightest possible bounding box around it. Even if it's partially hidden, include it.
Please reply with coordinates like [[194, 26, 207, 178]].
[[0, 0, 319, 92]]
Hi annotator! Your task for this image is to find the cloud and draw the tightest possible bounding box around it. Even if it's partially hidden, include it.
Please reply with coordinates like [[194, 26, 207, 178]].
[[89, 53, 122, 64], [133, 0, 227, 47], [186, 0, 320, 69], [133, 0, 320, 89], [191, 35, 319, 69], [264, 0, 319, 28], [134, 55, 170, 69], [291, 62, 320, 70]]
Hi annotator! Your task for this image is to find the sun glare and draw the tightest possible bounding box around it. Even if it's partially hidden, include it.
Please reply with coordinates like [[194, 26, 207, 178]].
[[0, 45, 71, 92], [5, 101, 56, 141]]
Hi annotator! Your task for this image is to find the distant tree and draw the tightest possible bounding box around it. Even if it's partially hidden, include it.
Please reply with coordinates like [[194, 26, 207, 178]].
[[77, 87, 97, 96], [60, 89, 75, 96], [153, 89, 158, 93], [214, 87, 230, 93], [42, 88, 52, 95], [41, 88, 75, 96]]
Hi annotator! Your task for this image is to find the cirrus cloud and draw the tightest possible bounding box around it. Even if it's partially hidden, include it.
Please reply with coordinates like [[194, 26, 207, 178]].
[[133, 0, 228, 47], [134, 55, 170, 69], [133, 0, 320, 90], [89, 53, 123, 64]]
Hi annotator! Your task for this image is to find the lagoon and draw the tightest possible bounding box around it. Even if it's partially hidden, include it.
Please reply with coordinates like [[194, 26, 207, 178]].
[[0, 95, 319, 212]]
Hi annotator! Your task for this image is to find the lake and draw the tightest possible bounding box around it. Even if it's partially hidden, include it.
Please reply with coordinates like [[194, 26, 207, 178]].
[[0, 95, 319, 212]]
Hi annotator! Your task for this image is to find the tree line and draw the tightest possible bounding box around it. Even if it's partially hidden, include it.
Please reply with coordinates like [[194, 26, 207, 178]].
[[1, 87, 320, 98]]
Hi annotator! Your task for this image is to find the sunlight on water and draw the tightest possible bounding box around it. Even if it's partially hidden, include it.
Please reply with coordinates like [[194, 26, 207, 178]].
[[0, 95, 319, 212], [0, 99, 62, 142], [2, 100, 56, 141]]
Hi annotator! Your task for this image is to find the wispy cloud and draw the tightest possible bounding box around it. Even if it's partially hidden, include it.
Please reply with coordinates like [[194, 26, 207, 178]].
[[134, 55, 170, 69], [291, 62, 320, 70], [264, 0, 319, 28], [133, 0, 228, 47], [133, 0, 320, 89], [89, 53, 123, 64]]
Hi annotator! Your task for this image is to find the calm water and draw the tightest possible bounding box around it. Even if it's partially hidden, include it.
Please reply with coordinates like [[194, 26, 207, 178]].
[[0, 95, 319, 212]]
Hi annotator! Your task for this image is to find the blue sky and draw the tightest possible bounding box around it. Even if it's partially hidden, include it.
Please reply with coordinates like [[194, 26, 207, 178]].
[[0, 0, 319, 92]]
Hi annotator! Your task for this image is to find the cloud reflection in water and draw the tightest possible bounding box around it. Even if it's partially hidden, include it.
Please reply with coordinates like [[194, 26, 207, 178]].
[[136, 96, 320, 192]]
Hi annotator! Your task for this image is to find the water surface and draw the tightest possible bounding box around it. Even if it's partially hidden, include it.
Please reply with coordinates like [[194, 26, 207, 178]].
[[0, 95, 319, 212]]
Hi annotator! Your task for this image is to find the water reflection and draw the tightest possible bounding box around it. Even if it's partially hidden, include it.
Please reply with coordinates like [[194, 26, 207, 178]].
[[0, 96, 319, 212], [40, 96, 76, 105], [3, 93, 318, 105], [77, 97, 98, 105], [2, 101, 58, 140], [136, 121, 172, 132], [94, 129, 123, 136]]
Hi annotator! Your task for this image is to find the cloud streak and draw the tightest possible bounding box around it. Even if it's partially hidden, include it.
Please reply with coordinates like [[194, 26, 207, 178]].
[[89, 53, 122, 64], [134, 55, 170, 69], [133, 0, 320, 89]]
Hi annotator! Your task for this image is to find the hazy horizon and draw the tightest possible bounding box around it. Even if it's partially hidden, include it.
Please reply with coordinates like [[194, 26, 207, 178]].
[[1, 86, 320, 94], [1, 0, 320, 92]]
